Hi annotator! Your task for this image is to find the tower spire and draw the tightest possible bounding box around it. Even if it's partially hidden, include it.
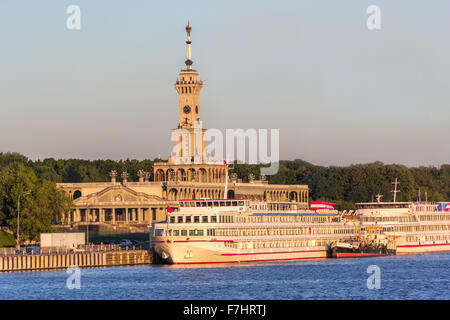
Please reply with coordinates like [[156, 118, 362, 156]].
[[185, 21, 193, 70]]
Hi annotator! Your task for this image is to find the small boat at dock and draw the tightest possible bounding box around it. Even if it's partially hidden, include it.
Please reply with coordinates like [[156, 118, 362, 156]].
[[329, 240, 395, 258]]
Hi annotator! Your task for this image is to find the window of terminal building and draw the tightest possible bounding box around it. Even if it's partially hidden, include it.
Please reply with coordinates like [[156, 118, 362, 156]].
[[181, 230, 187, 236], [220, 201, 225, 206], [194, 216, 200, 223], [214, 201, 219, 206], [196, 202, 201, 207], [207, 202, 212, 207], [186, 216, 192, 223], [202, 216, 208, 223], [211, 216, 217, 223], [177, 216, 183, 223], [198, 230, 204, 236], [201, 202, 207, 207], [170, 216, 175, 223], [173, 230, 179, 236]]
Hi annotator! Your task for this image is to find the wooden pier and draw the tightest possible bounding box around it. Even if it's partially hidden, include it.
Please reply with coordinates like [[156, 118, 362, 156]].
[[0, 250, 152, 272]]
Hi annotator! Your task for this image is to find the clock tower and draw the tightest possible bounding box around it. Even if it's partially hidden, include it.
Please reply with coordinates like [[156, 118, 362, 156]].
[[170, 22, 206, 164], [175, 22, 203, 128]]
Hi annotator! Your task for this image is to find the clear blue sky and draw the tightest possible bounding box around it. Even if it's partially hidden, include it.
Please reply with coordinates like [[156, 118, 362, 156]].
[[1, 0, 449, 167]]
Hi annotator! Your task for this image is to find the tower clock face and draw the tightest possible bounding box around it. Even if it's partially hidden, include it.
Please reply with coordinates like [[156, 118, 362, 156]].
[[183, 105, 191, 114]]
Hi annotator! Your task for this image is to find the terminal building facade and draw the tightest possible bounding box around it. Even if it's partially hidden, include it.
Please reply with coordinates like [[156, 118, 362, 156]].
[[57, 23, 309, 228]]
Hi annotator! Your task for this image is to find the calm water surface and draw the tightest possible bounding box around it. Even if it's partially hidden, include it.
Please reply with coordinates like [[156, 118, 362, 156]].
[[1, 253, 449, 299]]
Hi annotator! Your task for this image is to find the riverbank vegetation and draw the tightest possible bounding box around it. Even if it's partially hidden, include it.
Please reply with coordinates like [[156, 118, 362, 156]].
[[0, 152, 448, 222], [0, 154, 73, 245]]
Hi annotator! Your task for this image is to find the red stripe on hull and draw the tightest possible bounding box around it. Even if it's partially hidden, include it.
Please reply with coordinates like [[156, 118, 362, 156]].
[[336, 253, 381, 258], [240, 256, 325, 263], [172, 256, 325, 265], [173, 261, 238, 265], [221, 250, 326, 256], [173, 240, 233, 243], [397, 242, 450, 248]]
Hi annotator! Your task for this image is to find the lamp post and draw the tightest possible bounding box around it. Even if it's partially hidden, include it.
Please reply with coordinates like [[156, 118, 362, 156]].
[[17, 190, 31, 250], [86, 204, 90, 246]]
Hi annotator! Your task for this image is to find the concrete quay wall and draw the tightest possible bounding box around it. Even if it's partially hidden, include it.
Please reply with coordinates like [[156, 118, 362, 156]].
[[0, 250, 152, 272]]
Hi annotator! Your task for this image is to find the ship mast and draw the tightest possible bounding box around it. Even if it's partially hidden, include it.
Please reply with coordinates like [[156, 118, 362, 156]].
[[391, 178, 400, 202], [375, 194, 383, 203]]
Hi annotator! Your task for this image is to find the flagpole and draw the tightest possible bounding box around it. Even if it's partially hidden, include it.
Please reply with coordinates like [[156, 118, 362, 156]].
[[223, 161, 229, 199], [166, 206, 170, 235]]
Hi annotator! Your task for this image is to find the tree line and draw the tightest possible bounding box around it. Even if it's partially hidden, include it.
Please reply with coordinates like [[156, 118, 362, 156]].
[[0, 152, 449, 243]]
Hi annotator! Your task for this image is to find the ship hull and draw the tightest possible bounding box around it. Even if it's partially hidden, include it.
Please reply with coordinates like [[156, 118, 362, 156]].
[[396, 242, 450, 254], [153, 239, 328, 264], [332, 251, 393, 259]]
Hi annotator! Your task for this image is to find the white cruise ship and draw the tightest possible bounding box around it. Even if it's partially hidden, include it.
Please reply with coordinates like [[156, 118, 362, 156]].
[[150, 199, 355, 264], [354, 200, 450, 254]]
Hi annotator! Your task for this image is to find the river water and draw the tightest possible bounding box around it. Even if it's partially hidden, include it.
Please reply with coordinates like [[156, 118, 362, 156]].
[[1, 253, 449, 299]]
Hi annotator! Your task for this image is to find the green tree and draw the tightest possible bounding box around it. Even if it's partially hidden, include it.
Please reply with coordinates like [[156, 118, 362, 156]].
[[0, 162, 72, 244]]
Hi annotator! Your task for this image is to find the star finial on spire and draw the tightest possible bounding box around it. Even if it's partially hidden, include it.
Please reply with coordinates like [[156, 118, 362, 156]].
[[186, 21, 192, 37], [185, 21, 193, 69]]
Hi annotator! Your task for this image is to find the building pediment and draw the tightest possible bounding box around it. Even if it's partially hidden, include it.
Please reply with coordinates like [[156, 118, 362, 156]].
[[74, 185, 165, 206]]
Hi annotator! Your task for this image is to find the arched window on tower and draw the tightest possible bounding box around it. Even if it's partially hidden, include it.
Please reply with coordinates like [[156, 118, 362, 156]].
[[195, 106, 198, 114], [189, 87, 191, 94]]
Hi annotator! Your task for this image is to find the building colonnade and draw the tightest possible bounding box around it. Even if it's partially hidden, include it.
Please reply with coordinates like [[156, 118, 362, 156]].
[[264, 190, 308, 203], [154, 167, 227, 183], [62, 206, 167, 224]]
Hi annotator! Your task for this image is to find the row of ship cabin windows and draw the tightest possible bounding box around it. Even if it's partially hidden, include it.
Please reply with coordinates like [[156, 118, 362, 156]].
[[361, 216, 416, 223], [167, 229, 216, 236], [170, 215, 335, 224], [164, 227, 354, 237], [419, 215, 450, 221], [406, 235, 450, 243], [180, 200, 246, 207], [170, 215, 234, 224], [224, 239, 333, 249]]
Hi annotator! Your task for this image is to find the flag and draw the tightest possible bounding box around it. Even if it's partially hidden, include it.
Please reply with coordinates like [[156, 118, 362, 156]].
[[437, 203, 449, 212], [167, 206, 173, 213], [224, 160, 228, 166]]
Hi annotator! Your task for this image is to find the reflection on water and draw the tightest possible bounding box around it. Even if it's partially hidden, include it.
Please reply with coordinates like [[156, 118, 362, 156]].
[[0, 253, 449, 300]]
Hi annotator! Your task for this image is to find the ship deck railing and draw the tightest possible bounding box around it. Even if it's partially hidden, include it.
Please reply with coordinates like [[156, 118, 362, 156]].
[[175, 234, 355, 242]]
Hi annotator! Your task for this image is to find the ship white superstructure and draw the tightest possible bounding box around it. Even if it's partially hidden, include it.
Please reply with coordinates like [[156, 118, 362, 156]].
[[151, 199, 354, 264]]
